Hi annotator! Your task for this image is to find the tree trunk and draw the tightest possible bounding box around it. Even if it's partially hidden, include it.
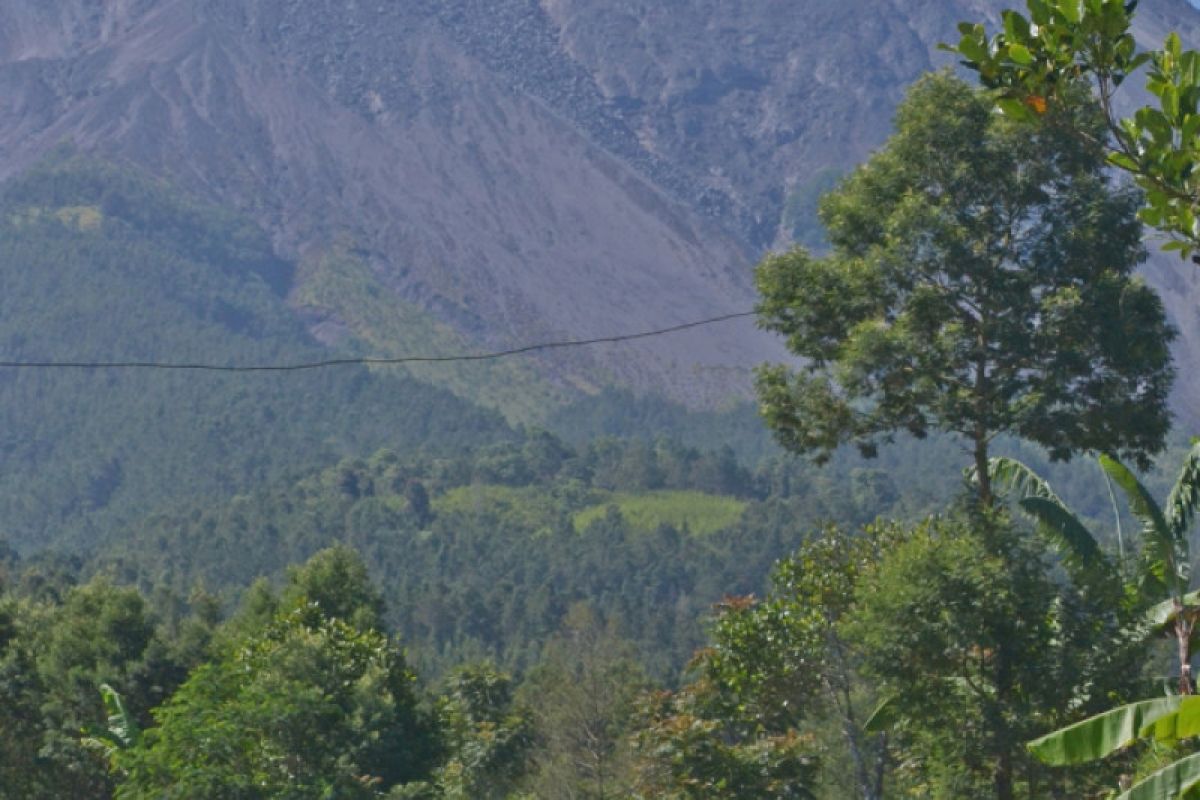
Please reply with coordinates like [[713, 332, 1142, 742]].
[[973, 369, 1011, 798], [1178, 613, 1193, 696], [996, 750, 1014, 800], [973, 343, 993, 509], [995, 644, 1014, 800], [975, 434, 992, 509], [872, 733, 888, 800], [825, 633, 881, 800]]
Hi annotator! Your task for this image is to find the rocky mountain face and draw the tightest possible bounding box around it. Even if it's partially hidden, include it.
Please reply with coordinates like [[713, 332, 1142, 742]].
[[2, 0, 1200, 414]]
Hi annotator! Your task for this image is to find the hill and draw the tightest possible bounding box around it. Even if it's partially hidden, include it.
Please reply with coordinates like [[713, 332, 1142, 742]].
[[0, 156, 515, 551]]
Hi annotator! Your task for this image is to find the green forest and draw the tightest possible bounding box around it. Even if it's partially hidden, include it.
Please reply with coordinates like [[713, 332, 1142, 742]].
[[13, 1, 1200, 798]]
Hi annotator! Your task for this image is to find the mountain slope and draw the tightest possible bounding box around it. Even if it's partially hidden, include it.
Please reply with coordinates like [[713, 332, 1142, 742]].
[[0, 0, 780, 407], [0, 156, 514, 551]]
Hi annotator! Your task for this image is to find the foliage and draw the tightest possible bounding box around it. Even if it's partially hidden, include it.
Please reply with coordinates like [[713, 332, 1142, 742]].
[[1026, 695, 1185, 766], [0, 154, 515, 552], [995, 443, 1200, 798], [114, 602, 434, 798], [0, 574, 210, 799], [519, 605, 646, 799], [547, 389, 779, 466], [631, 683, 818, 799], [991, 442, 1200, 690], [984, 456, 1113, 581], [433, 484, 565, 536], [292, 246, 566, 426], [417, 664, 534, 800], [695, 525, 894, 799], [95, 433, 919, 679], [3, 131, 1185, 794], [848, 511, 1144, 798], [1026, 696, 1200, 799], [280, 545, 387, 632], [81, 683, 143, 766], [946, 0, 1200, 261], [755, 71, 1175, 506]]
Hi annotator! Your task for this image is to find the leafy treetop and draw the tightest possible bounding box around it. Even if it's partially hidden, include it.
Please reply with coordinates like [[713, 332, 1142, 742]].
[[755, 72, 1175, 504], [945, 0, 1200, 262]]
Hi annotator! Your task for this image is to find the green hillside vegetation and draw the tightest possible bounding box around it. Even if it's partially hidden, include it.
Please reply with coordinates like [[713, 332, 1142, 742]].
[[83, 431, 936, 679], [83, 422, 1157, 685], [547, 387, 781, 465], [434, 484, 566, 535], [0, 154, 514, 552], [292, 247, 570, 425], [572, 490, 746, 536]]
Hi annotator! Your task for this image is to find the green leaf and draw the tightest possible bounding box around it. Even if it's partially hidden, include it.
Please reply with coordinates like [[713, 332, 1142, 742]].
[[997, 97, 1035, 121], [1028, 696, 1182, 765], [1129, 52, 1153, 72], [985, 457, 1058, 500], [1099, 455, 1178, 584], [1143, 590, 1200, 632], [1166, 32, 1183, 63], [1109, 152, 1140, 172], [1020, 496, 1106, 572], [1003, 11, 1031, 43], [98, 683, 139, 749], [1140, 206, 1165, 227], [1028, 0, 1051, 24], [1117, 751, 1200, 799], [1166, 440, 1200, 540], [1140, 696, 1200, 744], [983, 458, 1108, 573], [1182, 115, 1200, 147], [957, 35, 989, 65], [1058, 0, 1082, 24], [1008, 44, 1034, 66], [863, 694, 899, 734]]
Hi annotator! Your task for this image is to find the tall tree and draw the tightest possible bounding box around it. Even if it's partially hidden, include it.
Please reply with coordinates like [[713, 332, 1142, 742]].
[[755, 72, 1174, 505], [519, 605, 646, 800], [848, 511, 1141, 799], [114, 603, 435, 799], [696, 526, 893, 799]]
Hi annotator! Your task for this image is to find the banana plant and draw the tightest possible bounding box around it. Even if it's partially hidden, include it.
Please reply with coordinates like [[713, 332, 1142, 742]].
[[984, 456, 1112, 585], [80, 683, 141, 769], [984, 442, 1200, 693], [1100, 448, 1200, 696], [1027, 695, 1200, 799], [984, 441, 1200, 798]]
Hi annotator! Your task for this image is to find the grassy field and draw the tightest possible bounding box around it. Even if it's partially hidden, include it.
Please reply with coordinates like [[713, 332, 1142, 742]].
[[573, 490, 747, 536], [433, 484, 564, 535]]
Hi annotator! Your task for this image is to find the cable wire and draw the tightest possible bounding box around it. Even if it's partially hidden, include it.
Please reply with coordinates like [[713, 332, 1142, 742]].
[[0, 311, 757, 372]]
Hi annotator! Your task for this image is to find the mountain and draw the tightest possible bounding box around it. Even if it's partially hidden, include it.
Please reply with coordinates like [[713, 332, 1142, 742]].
[[0, 0, 766, 409], [0, 156, 516, 552], [3, 0, 1200, 553], [5, 0, 1199, 415]]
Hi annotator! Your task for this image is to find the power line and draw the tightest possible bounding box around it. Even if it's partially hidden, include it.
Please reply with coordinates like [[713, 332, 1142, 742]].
[[0, 310, 758, 373]]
